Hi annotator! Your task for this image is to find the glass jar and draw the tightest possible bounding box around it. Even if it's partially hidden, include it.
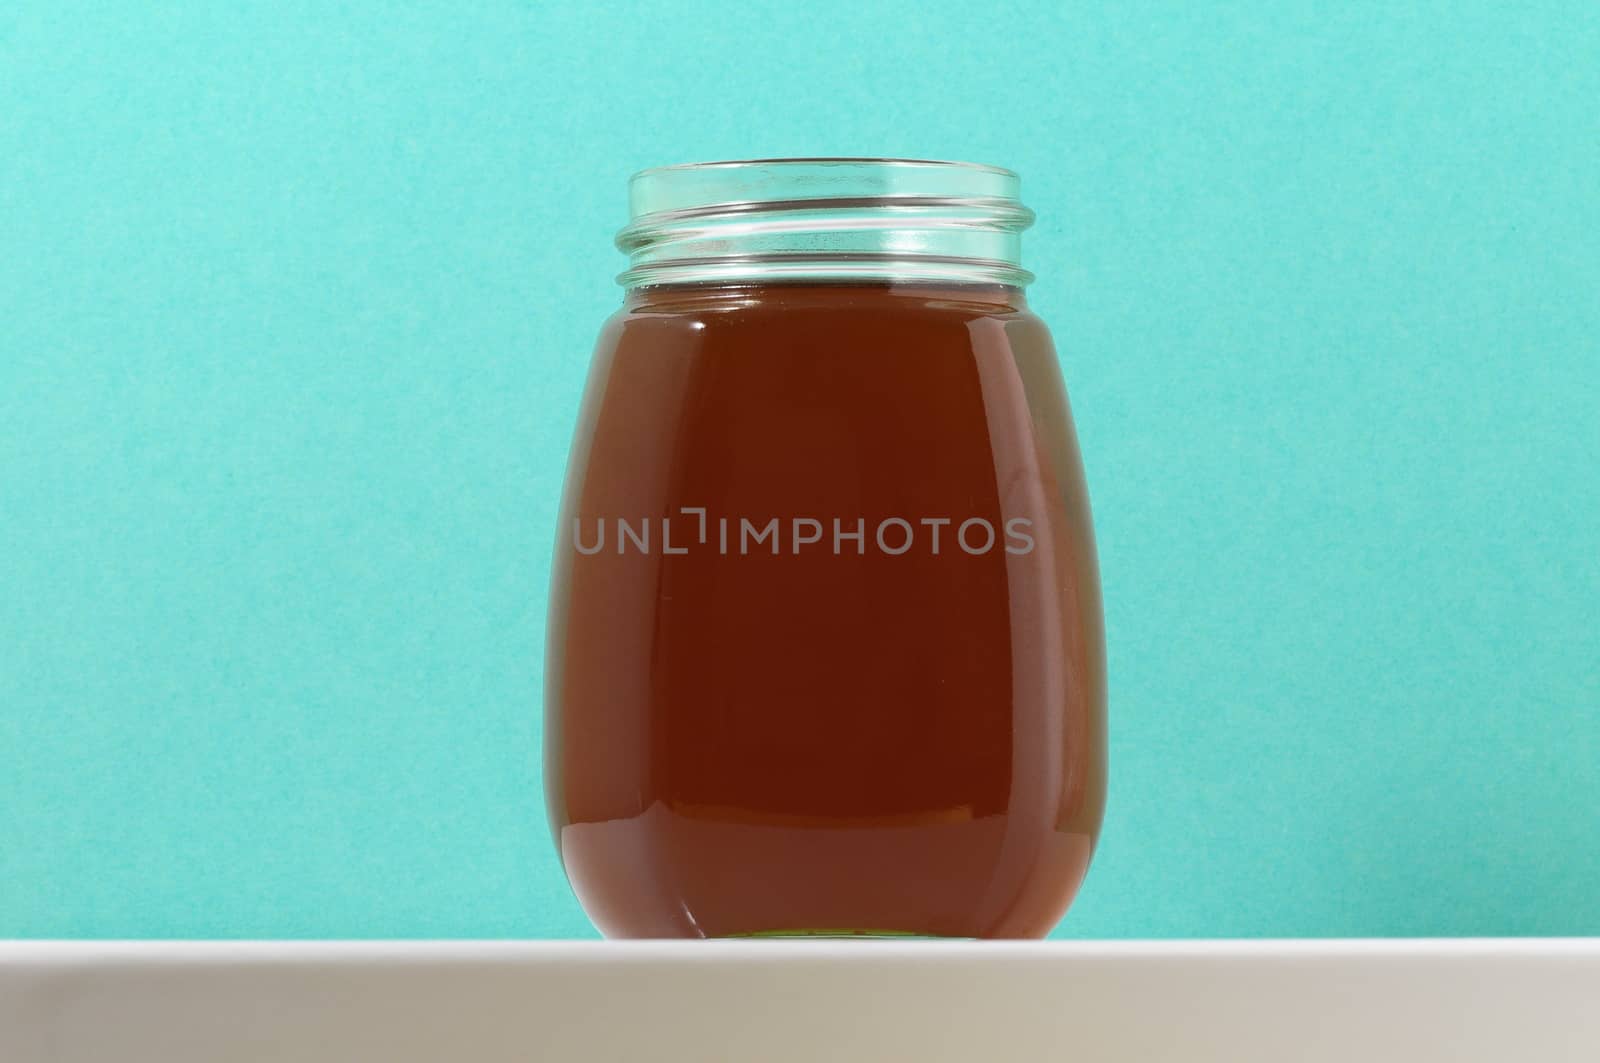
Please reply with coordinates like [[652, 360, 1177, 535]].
[[546, 159, 1105, 939]]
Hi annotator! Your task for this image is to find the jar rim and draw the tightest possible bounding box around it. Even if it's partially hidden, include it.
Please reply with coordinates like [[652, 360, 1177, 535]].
[[629, 157, 1019, 181]]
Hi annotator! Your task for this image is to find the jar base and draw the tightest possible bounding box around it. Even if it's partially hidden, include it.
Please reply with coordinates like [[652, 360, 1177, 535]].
[[721, 929, 975, 941]]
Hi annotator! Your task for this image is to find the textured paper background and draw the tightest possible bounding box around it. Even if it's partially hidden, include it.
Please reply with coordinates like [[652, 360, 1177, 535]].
[[1, 1, 1597, 938]]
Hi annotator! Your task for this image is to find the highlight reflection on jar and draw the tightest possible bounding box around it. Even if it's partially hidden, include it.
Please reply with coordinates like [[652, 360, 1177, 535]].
[[546, 159, 1106, 939]]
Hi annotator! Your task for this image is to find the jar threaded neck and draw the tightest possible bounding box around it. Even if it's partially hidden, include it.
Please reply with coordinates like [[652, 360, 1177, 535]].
[[616, 158, 1035, 289]]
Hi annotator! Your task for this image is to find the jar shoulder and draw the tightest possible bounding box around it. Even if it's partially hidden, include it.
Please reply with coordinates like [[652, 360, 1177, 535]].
[[601, 284, 1049, 338]]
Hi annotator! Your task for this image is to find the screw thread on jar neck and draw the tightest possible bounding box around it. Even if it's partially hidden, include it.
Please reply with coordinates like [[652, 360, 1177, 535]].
[[616, 158, 1036, 290]]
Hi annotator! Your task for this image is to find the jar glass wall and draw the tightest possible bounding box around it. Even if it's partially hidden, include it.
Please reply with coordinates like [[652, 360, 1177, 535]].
[[545, 160, 1105, 938]]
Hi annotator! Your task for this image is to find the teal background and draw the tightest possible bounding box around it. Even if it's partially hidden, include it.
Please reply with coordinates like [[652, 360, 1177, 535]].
[[2, 1, 1597, 939]]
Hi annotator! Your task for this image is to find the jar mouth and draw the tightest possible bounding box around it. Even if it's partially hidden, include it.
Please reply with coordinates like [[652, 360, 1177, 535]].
[[616, 158, 1035, 290], [630, 156, 1020, 179]]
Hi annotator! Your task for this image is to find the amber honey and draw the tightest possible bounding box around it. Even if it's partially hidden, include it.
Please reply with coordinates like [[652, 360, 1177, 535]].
[[546, 268, 1105, 938]]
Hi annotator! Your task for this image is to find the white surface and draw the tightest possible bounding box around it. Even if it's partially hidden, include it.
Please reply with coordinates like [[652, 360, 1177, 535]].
[[3, 940, 1598, 1062]]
